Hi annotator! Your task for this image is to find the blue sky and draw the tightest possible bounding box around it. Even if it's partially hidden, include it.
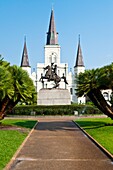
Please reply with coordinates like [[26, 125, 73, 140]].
[[0, 0, 113, 71]]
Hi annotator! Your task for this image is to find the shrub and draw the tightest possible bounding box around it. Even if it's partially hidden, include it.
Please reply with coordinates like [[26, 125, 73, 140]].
[[7, 104, 103, 116]]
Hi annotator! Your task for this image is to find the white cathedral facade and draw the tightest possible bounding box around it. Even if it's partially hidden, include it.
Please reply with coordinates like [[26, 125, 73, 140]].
[[20, 9, 86, 104]]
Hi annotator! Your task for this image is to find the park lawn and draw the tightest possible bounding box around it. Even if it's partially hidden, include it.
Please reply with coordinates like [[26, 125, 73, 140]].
[[75, 117, 113, 155], [0, 119, 37, 170], [2, 119, 37, 129]]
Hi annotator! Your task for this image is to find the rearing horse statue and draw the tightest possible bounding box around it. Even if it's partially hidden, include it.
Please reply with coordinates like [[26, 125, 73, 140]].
[[40, 63, 68, 88]]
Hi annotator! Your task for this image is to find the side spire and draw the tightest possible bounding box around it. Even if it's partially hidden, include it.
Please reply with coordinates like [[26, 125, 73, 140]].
[[20, 36, 30, 67], [75, 35, 84, 67], [46, 9, 58, 45]]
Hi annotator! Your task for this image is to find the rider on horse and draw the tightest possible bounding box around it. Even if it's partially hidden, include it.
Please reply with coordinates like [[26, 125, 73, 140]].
[[41, 63, 68, 88]]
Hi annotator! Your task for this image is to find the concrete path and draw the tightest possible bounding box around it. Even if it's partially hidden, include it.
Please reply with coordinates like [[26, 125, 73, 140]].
[[6, 117, 113, 170]]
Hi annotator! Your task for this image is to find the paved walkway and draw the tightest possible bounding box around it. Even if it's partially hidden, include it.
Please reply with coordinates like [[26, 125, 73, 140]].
[[6, 117, 113, 170]]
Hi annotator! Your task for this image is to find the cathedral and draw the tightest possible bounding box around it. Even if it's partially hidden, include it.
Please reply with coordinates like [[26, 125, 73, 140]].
[[20, 9, 86, 104]]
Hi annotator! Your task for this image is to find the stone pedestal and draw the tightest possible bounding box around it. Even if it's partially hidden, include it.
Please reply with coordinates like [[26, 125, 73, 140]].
[[38, 88, 71, 105]]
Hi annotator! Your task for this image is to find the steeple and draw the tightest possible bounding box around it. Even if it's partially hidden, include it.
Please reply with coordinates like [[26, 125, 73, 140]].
[[20, 37, 30, 67], [46, 9, 58, 45], [75, 35, 84, 67]]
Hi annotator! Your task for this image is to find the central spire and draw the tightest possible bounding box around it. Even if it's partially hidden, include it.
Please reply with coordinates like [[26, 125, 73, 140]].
[[46, 9, 58, 45]]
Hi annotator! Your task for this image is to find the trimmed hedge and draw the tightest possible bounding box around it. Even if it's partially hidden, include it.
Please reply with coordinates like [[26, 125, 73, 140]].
[[8, 104, 103, 116]]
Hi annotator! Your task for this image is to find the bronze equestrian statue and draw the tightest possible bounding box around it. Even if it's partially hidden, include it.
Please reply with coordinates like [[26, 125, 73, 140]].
[[40, 63, 68, 88]]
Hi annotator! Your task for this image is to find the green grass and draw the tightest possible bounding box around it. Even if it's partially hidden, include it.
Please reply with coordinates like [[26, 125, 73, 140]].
[[0, 119, 37, 170], [1, 119, 37, 129], [75, 117, 113, 155]]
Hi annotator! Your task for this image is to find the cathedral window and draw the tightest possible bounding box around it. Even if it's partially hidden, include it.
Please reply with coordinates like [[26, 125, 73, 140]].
[[52, 56, 56, 63], [70, 88, 73, 95]]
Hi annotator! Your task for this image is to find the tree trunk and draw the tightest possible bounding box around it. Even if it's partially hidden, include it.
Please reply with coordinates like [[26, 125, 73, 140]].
[[0, 97, 20, 120], [88, 91, 105, 113], [0, 112, 5, 120], [0, 97, 10, 120], [5, 99, 20, 114], [94, 89, 113, 119], [88, 89, 113, 119]]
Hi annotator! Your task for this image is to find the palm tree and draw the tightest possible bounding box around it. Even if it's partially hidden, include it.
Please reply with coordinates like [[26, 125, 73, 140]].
[[5, 65, 36, 113], [0, 65, 14, 119], [76, 63, 113, 119], [0, 62, 36, 120]]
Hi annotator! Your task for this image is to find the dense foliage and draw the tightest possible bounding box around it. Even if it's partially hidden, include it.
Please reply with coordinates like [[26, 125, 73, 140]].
[[76, 63, 113, 119], [0, 57, 36, 120], [8, 104, 102, 116]]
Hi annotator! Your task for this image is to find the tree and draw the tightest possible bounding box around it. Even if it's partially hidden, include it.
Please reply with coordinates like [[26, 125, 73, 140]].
[[0, 60, 36, 120], [76, 63, 113, 119], [0, 65, 14, 119]]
